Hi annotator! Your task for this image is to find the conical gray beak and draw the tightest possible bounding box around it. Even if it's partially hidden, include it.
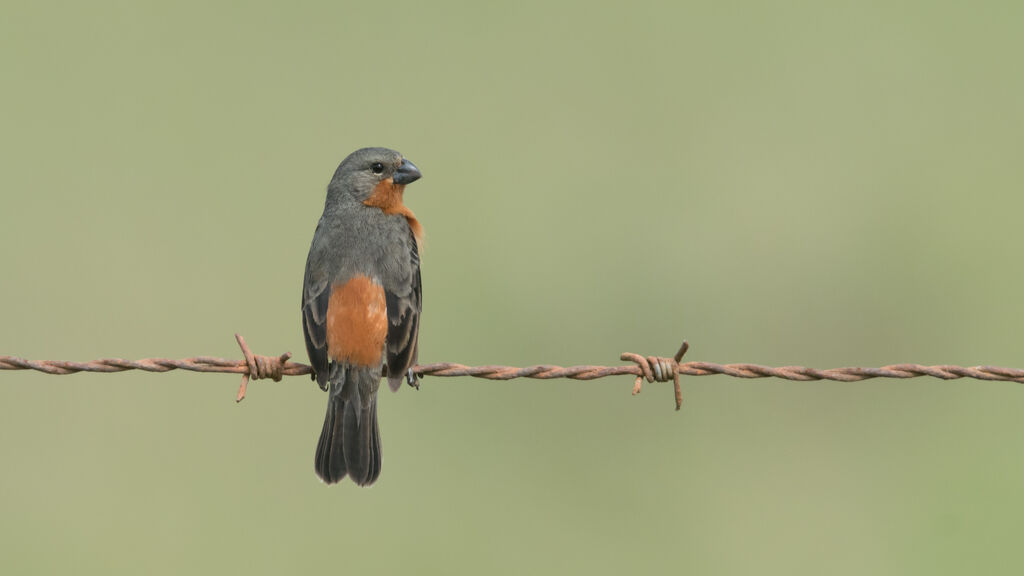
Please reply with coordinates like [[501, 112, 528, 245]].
[[393, 159, 422, 185]]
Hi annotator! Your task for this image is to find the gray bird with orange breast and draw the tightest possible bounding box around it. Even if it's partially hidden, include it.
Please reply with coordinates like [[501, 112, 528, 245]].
[[302, 147, 423, 486]]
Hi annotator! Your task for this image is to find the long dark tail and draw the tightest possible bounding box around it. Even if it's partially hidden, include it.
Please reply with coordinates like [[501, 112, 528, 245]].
[[314, 366, 381, 486]]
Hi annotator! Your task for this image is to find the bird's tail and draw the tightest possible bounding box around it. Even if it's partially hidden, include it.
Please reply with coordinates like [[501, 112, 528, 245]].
[[314, 365, 381, 486]]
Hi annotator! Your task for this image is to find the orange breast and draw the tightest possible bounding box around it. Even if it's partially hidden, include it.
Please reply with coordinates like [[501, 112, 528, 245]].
[[326, 275, 387, 367]]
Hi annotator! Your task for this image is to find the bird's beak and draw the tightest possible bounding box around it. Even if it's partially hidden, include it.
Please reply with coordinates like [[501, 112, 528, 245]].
[[393, 159, 422, 185]]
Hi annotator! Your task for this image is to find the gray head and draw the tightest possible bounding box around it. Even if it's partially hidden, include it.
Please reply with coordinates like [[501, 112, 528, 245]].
[[328, 147, 422, 202]]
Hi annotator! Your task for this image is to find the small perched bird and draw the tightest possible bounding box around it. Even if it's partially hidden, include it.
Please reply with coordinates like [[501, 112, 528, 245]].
[[302, 147, 423, 486]]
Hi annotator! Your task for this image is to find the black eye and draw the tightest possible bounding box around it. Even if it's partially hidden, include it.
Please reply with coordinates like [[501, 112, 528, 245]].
[[371, 162, 384, 174]]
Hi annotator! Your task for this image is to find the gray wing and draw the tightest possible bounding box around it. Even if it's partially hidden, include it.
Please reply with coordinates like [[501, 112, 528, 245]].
[[384, 227, 422, 391], [302, 237, 331, 390]]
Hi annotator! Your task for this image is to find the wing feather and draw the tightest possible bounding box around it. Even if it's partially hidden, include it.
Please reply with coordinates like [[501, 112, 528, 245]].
[[384, 228, 422, 391], [302, 269, 331, 389]]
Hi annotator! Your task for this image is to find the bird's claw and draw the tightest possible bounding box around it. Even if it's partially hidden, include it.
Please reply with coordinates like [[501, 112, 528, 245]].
[[406, 368, 420, 390], [312, 371, 328, 391]]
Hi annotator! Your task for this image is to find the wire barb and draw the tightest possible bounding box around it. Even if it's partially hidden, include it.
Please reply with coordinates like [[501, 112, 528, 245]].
[[234, 333, 292, 403], [621, 341, 689, 410], [5, 336, 1024, 410]]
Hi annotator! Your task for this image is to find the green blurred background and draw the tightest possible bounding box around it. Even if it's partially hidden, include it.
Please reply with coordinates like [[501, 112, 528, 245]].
[[2, 1, 1024, 574]]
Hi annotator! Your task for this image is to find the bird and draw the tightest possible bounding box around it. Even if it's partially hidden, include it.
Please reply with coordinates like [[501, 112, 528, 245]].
[[301, 147, 423, 486]]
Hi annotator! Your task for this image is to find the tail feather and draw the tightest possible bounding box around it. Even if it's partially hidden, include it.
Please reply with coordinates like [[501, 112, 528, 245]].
[[314, 395, 347, 483], [314, 366, 382, 486], [341, 392, 380, 486], [367, 398, 381, 481]]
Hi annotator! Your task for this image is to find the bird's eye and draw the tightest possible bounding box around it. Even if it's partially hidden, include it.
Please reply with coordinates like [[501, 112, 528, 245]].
[[371, 162, 384, 174]]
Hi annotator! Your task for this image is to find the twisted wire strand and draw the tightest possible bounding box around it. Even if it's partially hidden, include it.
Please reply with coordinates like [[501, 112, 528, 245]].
[[3, 336, 1023, 409]]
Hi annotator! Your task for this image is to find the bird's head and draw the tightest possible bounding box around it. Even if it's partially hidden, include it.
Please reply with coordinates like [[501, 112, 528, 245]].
[[329, 147, 422, 203]]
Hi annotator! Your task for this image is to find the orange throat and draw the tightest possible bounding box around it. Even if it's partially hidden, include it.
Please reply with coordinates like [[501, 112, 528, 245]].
[[364, 178, 423, 246]]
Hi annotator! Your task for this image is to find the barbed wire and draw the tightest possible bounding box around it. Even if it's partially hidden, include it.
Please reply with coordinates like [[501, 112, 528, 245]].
[[2, 335, 1023, 410]]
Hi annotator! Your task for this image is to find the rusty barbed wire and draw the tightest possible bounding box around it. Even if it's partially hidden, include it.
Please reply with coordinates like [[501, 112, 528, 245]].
[[3, 335, 1024, 410]]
